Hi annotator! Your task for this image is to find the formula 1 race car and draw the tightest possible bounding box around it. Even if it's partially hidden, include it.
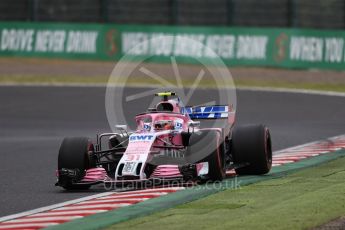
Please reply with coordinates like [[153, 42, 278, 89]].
[[56, 92, 272, 190]]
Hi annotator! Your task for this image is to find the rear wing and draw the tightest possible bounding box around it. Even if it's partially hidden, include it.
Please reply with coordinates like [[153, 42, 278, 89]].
[[181, 105, 232, 119]]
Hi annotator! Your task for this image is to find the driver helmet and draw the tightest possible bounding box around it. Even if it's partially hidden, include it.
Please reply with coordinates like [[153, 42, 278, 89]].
[[154, 120, 174, 130]]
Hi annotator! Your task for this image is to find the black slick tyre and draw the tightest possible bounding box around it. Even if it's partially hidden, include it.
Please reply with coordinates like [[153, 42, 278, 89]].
[[58, 137, 94, 190], [188, 130, 226, 181], [232, 124, 272, 175]]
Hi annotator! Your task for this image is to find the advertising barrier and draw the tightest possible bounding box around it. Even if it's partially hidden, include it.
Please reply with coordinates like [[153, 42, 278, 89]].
[[1, 22, 345, 70]]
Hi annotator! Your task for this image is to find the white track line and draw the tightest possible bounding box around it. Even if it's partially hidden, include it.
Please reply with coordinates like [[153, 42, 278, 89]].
[[277, 153, 321, 157], [0, 82, 107, 88], [75, 198, 147, 205], [54, 203, 130, 211], [273, 156, 307, 159], [0, 192, 115, 222], [0, 187, 183, 222], [237, 86, 345, 97], [0, 223, 58, 229], [30, 210, 107, 217], [280, 150, 330, 154], [5, 216, 82, 223], [274, 134, 345, 155], [1, 83, 345, 97], [272, 160, 295, 164], [96, 192, 168, 199]]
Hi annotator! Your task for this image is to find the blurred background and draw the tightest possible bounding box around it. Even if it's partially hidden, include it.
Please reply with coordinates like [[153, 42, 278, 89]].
[[0, 0, 344, 29], [0, 0, 344, 90]]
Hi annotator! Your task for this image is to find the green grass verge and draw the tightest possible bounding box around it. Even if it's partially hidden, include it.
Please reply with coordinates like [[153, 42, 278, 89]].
[[1, 74, 345, 93], [106, 156, 345, 230]]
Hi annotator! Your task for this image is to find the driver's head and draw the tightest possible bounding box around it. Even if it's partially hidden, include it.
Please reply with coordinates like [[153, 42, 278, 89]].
[[154, 120, 173, 130], [164, 123, 174, 130]]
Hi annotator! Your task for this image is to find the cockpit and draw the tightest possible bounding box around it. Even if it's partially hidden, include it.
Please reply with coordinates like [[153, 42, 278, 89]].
[[136, 114, 185, 132], [154, 120, 174, 130], [135, 92, 188, 132]]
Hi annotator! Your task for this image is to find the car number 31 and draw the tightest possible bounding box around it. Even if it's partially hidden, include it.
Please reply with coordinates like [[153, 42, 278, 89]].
[[123, 162, 136, 173]]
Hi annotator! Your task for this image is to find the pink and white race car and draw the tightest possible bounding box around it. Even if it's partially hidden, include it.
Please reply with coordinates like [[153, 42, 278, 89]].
[[56, 92, 272, 190]]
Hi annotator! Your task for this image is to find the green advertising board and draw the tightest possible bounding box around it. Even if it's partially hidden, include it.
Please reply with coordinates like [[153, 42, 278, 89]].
[[0, 21, 345, 70]]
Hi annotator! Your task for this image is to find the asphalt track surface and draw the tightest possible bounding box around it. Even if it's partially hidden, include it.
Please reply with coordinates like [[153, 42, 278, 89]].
[[0, 85, 345, 217]]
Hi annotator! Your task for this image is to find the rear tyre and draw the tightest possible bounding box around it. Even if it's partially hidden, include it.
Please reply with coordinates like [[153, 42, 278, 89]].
[[232, 124, 272, 175], [58, 137, 95, 190], [188, 130, 226, 181]]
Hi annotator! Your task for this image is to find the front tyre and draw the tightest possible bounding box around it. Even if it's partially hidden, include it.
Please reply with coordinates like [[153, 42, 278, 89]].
[[232, 125, 272, 175], [58, 137, 95, 190], [188, 130, 226, 181]]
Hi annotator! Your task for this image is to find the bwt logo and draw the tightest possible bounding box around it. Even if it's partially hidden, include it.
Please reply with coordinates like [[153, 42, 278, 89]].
[[129, 135, 154, 142]]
